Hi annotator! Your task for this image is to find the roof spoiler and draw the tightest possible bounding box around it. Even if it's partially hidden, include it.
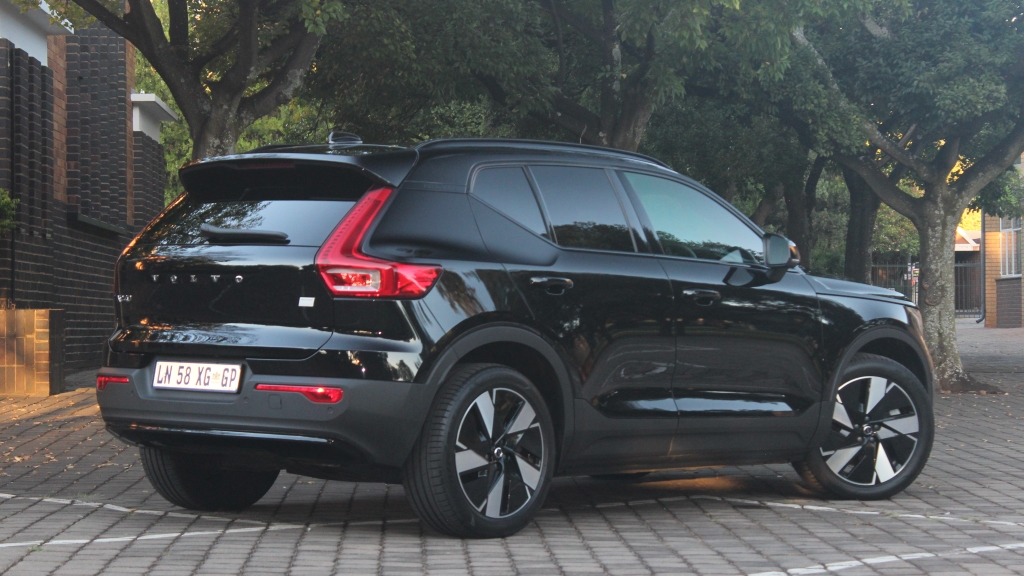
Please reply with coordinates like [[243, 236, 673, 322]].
[[179, 149, 420, 189]]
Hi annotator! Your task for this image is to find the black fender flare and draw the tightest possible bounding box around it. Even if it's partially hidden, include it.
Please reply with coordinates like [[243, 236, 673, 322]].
[[807, 325, 932, 451], [418, 322, 576, 469]]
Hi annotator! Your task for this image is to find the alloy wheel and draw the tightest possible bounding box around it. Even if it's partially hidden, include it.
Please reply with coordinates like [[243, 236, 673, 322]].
[[821, 375, 920, 486], [454, 388, 545, 518]]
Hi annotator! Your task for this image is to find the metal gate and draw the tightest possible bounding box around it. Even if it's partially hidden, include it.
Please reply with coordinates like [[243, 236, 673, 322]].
[[869, 261, 982, 317], [871, 263, 917, 304], [954, 261, 982, 318]]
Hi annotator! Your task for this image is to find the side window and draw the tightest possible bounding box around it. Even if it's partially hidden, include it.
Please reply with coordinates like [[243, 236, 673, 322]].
[[471, 167, 548, 238], [530, 166, 635, 252], [622, 172, 763, 263]]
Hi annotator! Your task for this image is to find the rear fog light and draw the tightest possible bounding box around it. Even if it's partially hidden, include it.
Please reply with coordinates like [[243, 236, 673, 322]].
[[254, 384, 343, 403], [97, 376, 130, 390]]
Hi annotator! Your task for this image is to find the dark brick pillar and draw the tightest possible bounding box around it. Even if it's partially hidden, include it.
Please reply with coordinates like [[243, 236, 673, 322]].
[[132, 132, 165, 231]]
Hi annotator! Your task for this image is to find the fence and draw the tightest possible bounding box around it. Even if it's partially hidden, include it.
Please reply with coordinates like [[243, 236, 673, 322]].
[[869, 261, 982, 318]]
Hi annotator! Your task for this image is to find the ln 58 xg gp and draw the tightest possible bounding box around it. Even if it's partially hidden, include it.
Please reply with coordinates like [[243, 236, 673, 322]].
[[98, 137, 934, 538]]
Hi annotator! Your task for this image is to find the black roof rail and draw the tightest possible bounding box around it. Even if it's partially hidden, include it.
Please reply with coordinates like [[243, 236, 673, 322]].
[[415, 138, 669, 168]]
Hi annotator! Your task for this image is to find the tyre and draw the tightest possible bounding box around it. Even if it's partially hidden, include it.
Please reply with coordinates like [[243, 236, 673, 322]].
[[141, 447, 279, 511], [795, 353, 933, 499], [590, 472, 650, 482], [403, 363, 555, 538]]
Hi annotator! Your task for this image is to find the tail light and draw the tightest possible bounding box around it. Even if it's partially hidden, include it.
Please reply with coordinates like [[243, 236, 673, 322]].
[[254, 384, 343, 403], [97, 375, 130, 390], [315, 187, 441, 298]]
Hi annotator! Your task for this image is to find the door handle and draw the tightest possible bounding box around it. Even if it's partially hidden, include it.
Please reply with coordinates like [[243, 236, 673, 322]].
[[683, 288, 721, 306], [530, 276, 574, 295]]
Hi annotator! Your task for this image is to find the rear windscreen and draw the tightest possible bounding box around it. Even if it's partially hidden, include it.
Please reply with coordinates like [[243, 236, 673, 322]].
[[137, 164, 374, 247]]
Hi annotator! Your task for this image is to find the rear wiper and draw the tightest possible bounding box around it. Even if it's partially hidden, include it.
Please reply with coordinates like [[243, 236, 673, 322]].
[[200, 223, 289, 244]]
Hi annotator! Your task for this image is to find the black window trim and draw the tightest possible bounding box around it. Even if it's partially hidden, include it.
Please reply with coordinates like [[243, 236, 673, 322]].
[[616, 168, 768, 267]]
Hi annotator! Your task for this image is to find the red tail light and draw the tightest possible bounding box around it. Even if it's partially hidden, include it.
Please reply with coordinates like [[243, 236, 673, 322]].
[[97, 375, 130, 391], [254, 384, 343, 403], [315, 187, 441, 298]]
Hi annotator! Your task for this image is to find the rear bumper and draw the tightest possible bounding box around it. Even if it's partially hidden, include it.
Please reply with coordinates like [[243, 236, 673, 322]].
[[97, 361, 435, 476]]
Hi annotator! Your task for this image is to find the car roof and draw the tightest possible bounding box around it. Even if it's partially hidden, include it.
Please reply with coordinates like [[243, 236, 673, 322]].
[[413, 138, 669, 168], [184, 138, 674, 189]]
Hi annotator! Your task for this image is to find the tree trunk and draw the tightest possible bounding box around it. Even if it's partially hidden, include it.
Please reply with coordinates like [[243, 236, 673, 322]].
[[842, 166, 881, 283], [916, 193, 973, 392], [750, 184, 782, 228], [191, 102, 245, 159]]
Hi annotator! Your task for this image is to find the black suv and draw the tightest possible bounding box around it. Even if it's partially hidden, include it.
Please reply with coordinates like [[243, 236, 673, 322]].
[[98, 138, 934, 538]]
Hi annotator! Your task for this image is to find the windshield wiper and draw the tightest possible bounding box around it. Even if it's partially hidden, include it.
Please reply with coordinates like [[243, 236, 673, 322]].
[[200, 223, 289, 244]]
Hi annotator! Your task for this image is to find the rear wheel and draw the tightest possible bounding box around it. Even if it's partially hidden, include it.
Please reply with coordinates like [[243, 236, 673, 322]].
[[403, 363, 555, 538], [795, 353, 933, 499], [141, 447, 279, 511]]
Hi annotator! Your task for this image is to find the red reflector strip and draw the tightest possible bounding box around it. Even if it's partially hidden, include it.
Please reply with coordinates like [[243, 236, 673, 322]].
[[254, 384, 343, 404], [97, 376, 130, 391]]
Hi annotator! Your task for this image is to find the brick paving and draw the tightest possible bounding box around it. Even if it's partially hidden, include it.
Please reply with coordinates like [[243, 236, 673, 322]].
[[0, 320, 1023, 574]]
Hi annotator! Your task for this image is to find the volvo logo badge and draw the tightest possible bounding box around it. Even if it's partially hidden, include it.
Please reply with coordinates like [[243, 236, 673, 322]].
[[235, 275, 243, 283]]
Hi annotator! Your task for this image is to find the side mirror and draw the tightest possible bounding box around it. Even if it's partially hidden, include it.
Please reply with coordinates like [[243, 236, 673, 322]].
[[764, 233, 800, 269]]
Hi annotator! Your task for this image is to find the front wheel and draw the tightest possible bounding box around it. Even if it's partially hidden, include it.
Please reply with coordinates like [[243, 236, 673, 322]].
[[403, 363, 555, 538], [795, 353, 933, 499]]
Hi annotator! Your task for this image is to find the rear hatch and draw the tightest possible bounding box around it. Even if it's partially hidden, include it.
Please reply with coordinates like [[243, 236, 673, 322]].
[[112, 157, 401, 359]]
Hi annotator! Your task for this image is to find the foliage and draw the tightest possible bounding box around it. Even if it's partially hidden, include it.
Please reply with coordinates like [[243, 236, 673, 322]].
[[30, 0, 347, 158], [968, 168, 1024, 219], [0, 189, 17, 234]]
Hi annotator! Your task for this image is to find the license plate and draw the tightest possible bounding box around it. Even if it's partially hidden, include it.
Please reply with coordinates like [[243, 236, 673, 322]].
[[153, 361, 242, 393]]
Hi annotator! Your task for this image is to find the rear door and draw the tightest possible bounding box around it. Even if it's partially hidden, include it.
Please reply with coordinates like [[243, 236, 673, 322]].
[[489, 165, 676, 471], [618, 171, 823, 463], [112, 162, 375, 359]]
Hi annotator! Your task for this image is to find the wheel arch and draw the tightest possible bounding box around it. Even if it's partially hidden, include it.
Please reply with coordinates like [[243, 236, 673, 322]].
[[809, 325, 933, 451], [420, 323, 575, 471]]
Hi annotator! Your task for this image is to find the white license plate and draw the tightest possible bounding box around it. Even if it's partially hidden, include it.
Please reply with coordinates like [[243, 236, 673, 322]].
[[153, 361, 242, 393]]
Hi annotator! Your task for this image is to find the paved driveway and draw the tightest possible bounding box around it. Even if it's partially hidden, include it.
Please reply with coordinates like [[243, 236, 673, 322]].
[[1, 320, 1023, 575]]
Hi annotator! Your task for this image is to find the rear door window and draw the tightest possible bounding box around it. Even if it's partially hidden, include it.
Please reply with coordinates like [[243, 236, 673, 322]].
[[529, 166, 635, 252], [620, 172, 763, 263], [471, 167, 548, 238]]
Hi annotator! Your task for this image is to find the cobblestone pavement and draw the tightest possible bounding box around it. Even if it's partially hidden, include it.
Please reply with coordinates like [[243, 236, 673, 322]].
[[1, 320, 1023, 575]]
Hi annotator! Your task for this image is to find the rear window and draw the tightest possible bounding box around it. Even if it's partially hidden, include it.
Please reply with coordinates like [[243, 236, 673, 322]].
[[138, 165, 373, 247]]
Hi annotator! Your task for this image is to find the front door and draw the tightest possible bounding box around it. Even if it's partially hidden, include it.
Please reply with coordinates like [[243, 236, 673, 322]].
[[619, 171, 823, 464]]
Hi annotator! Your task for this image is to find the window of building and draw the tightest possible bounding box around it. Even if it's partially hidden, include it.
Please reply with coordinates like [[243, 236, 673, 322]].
[[1000, 217, 1021, 276]]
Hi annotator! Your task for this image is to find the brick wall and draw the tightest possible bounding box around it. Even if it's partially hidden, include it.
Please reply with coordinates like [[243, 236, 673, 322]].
[[996, 276, 1023, 328], [132, 132, 165, 227], [0, 309, 64, 396], [984, 213, 1001, 328], [0, 30, 167, 374], [0, 40, 56, 310]]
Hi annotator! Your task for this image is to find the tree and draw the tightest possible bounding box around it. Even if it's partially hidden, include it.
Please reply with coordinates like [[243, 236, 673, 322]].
[[796, 1, 1024, 390], [32, 0, 345, 159], [431, 0, 867, 152]]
